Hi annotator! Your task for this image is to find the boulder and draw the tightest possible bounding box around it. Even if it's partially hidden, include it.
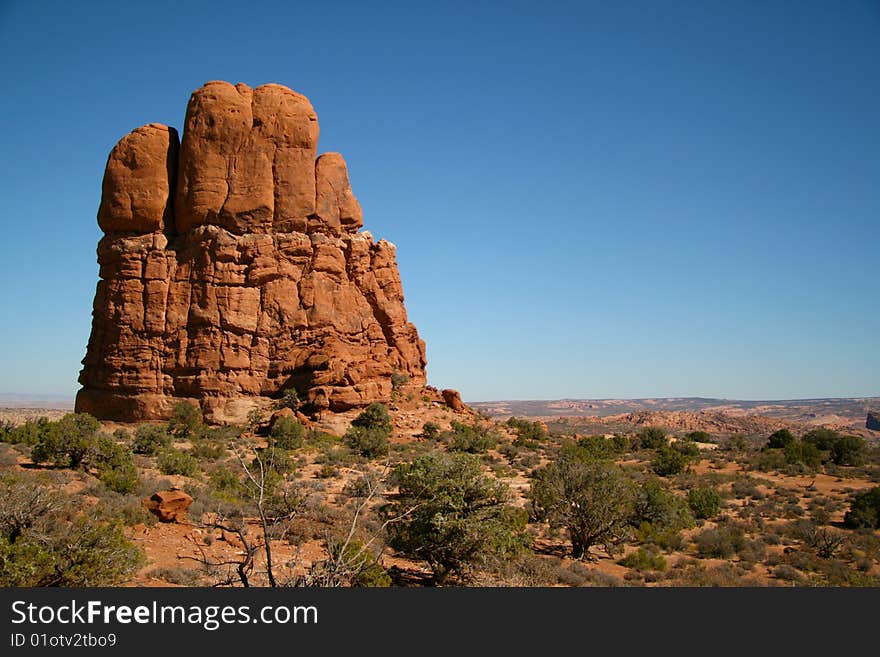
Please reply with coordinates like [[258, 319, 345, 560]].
[[142, 490, 193, 523], [441, 388, 466, 413]]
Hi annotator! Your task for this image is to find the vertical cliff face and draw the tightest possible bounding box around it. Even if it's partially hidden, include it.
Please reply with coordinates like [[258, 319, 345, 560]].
[[76, 81, 427, 423]]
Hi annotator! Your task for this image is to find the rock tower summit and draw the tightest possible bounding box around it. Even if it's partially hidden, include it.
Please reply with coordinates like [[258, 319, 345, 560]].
[[76, 81, 427, 422]]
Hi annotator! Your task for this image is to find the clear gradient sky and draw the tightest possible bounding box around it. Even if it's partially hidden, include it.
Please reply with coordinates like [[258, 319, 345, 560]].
[[0, 1, 878, 401]]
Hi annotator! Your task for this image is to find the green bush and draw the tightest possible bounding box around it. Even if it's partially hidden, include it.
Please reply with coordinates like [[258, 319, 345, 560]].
[[694, 524, 746, 558], [157, 449, 200, 477], [673, 439, 701, 458], [328, 539, 392, 587], [91, 435, 138, 494], [506, 417, 547, 444], [802, 428, 838, 451], [783, 440, 821, 469], [766, 429, 796, 449], [269, 416, 305, 450], [844, 487, 880, 529], [612, 434, 634, 452], [652, 445, 688, 477], [167, 401, 203, 438], [687, 487, 722, 519], [188, 441, 226, 461], [421, 422, 441, 440], [634, 522, 686, 552], [618, 547, 667, 572], [631, 478, 694, 530], [343, 426, 390, 458], [572, 435, 625, 460], [685, 431, 714, 443], [390, 372, 409, 392], [351, 403, 393, 433], [830, 435, 866, 466], [132, 424, 171, 455], [201, 425, 242, 442], [207, 466, 247, 505], [344, 403, 393, 458], [386, 452, 530, 583], [445, 421, 497, 454], [255, 447, 296, 475], [752, 448, 788, 471], [530, 457, 635, 559], [31, 413, 100, 468], [1, 417, 53, 446], [0, 474, 144, 586], [277, 387, 300, 411], [27, 415, 137, 493], [639, 427, 668, 449]]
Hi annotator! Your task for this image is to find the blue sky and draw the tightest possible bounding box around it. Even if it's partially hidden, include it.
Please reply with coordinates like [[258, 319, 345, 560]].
[[0, 1, 877, 401]]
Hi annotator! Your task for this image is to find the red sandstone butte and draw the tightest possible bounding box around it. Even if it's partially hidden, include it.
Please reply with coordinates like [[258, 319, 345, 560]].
[[76, 81, 427, 423]]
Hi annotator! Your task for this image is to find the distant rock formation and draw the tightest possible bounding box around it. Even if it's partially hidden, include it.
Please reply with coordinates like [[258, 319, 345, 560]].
[[867, 411, 880, 431], [76, 81, 426, 423]]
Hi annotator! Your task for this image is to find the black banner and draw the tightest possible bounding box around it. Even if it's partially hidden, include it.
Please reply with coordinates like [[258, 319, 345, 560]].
[[0, 587, 875, 652]]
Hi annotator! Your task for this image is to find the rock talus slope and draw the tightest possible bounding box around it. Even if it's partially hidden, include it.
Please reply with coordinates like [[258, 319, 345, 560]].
[[76, 81, 427, 423]]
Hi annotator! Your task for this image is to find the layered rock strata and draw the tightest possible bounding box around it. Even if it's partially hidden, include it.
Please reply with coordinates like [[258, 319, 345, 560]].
[[76, 81, 426, 422]]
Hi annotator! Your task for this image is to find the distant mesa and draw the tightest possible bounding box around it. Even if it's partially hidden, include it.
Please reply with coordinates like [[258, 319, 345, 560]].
[[76, 81, 427, 423]]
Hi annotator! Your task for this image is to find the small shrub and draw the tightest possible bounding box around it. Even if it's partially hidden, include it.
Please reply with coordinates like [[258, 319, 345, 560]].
[[731, 477, 763, 499], [390, 372, 409, 392], [31, 413, 100, 468], [188, 441, 226, 461], [207, 467, 247, 504], [766, 429, 796, 449], [631, 478, 694, 530], [639, 427, 668, 450], [167, 401, 203, 438], [573, 435, 623, 460], [685, 431, 714, 443], [783, 440, 821, 470], [387, 452, 530, 583], [612, 434, 633, 452], [132, 424, 171, 455], [328, 538, 392, 587], [506, 417, 547, 444], [802, 428, 838, 451], [0, 475, 144, 586], [618, 547, 667, 572], [421, 422, 441, 440], [343, 426, 389, 458], [446, 421, 497, 454], [830, 435, 866, 466], [694, 524, 746, 558], [149, 566, 202, 586], [844, 487, 880, 529], [634, 522, 685, 552], [687, 487, 722, 519], [351, 403, 392, 433], [269, 416, 305, 450], [773, 564, 803, 582], [652, 446, 688, 477], [255, 447, 296, 475], [277, 387, 300, 411], [673, 439, 701, 458], [157, 449, 200, 477], [1, 418, 52, 446]]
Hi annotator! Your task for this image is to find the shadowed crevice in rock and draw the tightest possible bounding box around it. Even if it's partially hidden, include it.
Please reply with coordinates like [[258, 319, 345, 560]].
[[76, 81, 427, 423]]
